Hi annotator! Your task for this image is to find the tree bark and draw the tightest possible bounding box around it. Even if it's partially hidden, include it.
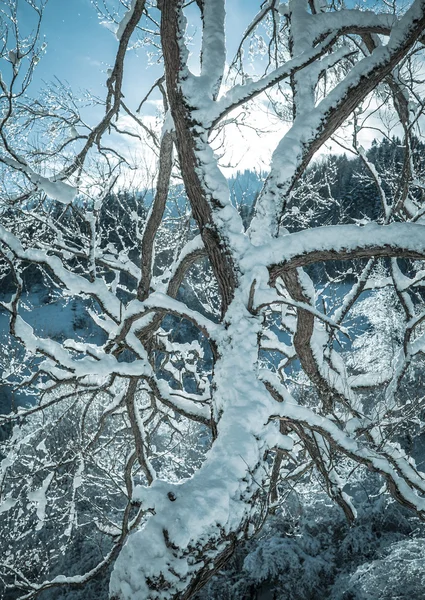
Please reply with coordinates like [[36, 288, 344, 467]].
[[160, 0, 237, 316]]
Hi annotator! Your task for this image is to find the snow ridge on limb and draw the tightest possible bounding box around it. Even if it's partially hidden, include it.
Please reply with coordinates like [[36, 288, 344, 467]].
[[204, 9, 396, 128], [109, 282, 279, 600], [116, 0, 138, 41], [199, 0, 226, 100], [253, 222, 425, 277], [205, 33, 342, 127], [111, 292, 221, 343], [161, 0, 247, 314], [312, 8, 395, 41]]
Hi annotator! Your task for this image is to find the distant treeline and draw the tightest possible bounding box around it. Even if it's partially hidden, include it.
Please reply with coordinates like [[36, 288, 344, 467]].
[[2, 136, 422, 293]]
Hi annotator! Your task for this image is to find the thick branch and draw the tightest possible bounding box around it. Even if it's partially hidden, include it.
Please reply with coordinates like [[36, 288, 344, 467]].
[[138, 130, 174, 301], [267, 223, 425, 281], [160, 0, 237, 315]]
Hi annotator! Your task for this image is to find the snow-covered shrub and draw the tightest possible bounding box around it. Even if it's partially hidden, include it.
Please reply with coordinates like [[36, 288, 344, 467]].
[[347, 284, 404, 375], [196, 471, 425, 600], [330, 539, 425, 600]]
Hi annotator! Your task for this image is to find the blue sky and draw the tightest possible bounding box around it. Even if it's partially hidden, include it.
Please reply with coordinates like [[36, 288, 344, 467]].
[[17, 0, 284, 173], [24, 0, 119, 96], [23, 0, 262, 112], [17, 0, 381, 174]]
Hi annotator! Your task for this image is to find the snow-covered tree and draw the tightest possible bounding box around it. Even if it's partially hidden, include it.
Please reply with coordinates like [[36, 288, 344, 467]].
[[2, 0, 425, 598]]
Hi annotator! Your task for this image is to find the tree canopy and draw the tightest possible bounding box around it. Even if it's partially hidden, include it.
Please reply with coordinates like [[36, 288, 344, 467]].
[[1, 1, 425, 598]]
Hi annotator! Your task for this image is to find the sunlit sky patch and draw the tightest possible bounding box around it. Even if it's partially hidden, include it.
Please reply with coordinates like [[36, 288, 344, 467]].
[[18, 0, 404, 182]]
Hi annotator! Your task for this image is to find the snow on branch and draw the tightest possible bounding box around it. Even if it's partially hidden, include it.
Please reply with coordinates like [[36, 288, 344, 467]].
[[1, 156, 77, 205], [262, 373, 425, 516], [258, 223, 425, 278], [199, 0, 226, 100], [250, 0, 425, 241], [312, 8, 395, 42], [206, 33, 341, 127], [0, 225, 121, 321]]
